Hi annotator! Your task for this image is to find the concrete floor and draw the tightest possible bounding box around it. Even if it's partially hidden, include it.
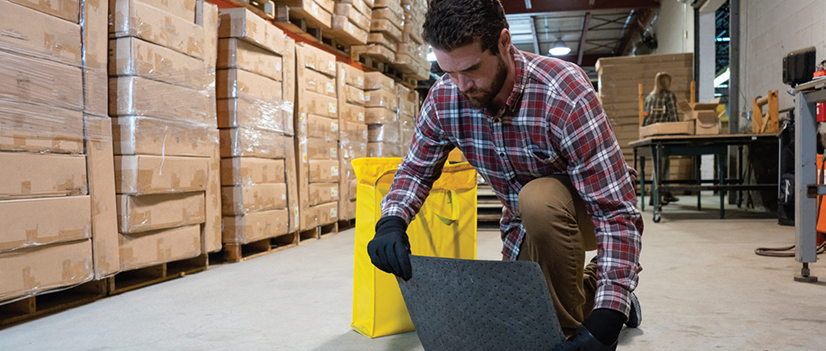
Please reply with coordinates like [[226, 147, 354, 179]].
[[2, 196, 826, 350]]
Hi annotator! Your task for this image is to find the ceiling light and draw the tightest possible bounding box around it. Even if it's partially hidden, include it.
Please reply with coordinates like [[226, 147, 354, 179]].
[[549, 38, 571, 56]]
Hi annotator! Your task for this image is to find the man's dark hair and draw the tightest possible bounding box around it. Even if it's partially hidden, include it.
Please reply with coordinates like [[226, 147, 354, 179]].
[[422, 0, 509, 55]]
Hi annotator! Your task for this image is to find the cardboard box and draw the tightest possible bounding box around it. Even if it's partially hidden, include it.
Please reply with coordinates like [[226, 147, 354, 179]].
[[217, 69, 283, 102], [117, 192, 206, 233], [339, 199, 356, 221], [0, 152, 87, 199], [368, 141, 401, 157], [0, 239, 93, 302], [638, 121, 695, 139], [374, 0, 402, 13], [368, 122, 401, 143], [219, 128, 287, 159], [217, 97, 287, 133], [115, 155, 210, 195], [339, 0, 371, 17], [352, 44, 395, 63], [300, 91, 339, 119], [297, 44, 337, 77], [308, 159, 340, 183], [85, 115, 121, 278], [110, 0, 206, 60], [0, 1, 82, 66], [0, 50, 83, 111], [372, 7, 402, 25], [283, 138, 300, 232], [300, 201, 338, 228], [369, 19, 402, 42], [301, 68, 338, 98], [288, 0, 333, 29], [364, 88, 398, 110], [309, 182, 339, 206], [340, 103, 366, 124], [340, 84, 366, 106], [364, 71, 395, 91], [222, 208, 289, 244], [203, 144, 222, 253], [365, 106, 398, 124], [109, 76, 214, 126], [329, 16, 368, 46], [306, 114, 340, 141], [0, 196, 91, 252], [366, 33, 397, 50], [83, 0, 109, 116], [109, 37, 211, 91], [0, 100, 84, 154], [282, 38, 297, 136], [221, 183, 286, 215], [678, 100, 720, 135], [118, 224, 201, 271], [218, 8, 286, 55], [139, 0, 197, 21], [9, 0, 80, 22], [218, 38, 284, 81], [199, 0, 219, 67], [348, 177, 358, 201], [112, 116, 217, 157], [221, 157, 285, 186], [342, 140, 368, 160], [334, 3, 370, 30], [338, 62, 365, 89], [304, 137, 339, 160]]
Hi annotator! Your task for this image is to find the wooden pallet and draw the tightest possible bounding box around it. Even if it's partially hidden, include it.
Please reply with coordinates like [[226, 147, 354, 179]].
[[337, 218, 356, 231], [351, 52, 418, 90], [222, 231, 299, 263], [298, 221, 339, 242], [274, 6, 350, 57], [0, 280, 108, 329], [106, 254, 208, 295], [219, 0, 276, 20]]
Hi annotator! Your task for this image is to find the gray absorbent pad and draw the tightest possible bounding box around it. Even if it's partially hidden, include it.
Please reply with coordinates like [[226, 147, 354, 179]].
[[397, 255, 566, 351]]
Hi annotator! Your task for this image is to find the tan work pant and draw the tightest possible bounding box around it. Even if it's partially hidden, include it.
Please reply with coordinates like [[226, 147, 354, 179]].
[[515, 175, 599, 336]]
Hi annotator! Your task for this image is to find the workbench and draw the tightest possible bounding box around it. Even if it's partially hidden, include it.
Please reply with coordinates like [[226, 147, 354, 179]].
[[630, 133, 780, 223]]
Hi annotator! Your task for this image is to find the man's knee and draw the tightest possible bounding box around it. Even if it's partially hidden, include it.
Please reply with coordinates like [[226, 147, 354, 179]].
[[518, 176, 576, 220]]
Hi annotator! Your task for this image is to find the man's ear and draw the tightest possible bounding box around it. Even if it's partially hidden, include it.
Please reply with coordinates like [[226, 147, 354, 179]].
[[499, 28, 511, 53]]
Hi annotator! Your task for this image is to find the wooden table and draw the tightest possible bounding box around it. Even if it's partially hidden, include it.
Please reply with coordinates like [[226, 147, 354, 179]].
[[629, 132, 781, 223]]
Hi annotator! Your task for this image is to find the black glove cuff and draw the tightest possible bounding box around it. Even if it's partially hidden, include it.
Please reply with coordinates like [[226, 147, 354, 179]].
[[581, 308, 625, 346], [375, 215, 408, 236]]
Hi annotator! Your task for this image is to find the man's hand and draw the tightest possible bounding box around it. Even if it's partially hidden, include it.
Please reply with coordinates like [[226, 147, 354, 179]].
[[553, 309, 625, 351], [367, 216, 412, 281]]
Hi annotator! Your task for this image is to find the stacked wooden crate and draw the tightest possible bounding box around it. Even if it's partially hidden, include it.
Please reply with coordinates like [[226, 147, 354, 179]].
[[295, 44, 341, 230], [217, 8, 300, 250], [337, 63, 368, 221], [109, 0, 219, 271], [364, 72, 402, 157], [331, 0, 371, 45], [352, 0, 401, 63], [398, 0, 430, 80], [0, 0, 117, 302], [596, 53, 694, 177]]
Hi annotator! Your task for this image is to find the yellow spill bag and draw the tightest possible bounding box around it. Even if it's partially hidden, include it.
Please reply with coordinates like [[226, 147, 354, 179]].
[[351, 157, 478, 338]]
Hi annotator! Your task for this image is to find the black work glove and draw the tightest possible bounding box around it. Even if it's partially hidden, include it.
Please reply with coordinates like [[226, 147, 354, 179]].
[[367, 216, 412, 281], [552, 309, 625, 351]]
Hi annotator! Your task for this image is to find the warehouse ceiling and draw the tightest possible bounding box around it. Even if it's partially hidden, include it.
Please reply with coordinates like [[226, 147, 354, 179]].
[[502, 0, 661, 80]]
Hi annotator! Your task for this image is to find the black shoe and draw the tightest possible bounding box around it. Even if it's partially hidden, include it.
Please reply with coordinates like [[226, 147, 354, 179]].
[[663, 192, 679, 203], [626, 292, 642, 328]]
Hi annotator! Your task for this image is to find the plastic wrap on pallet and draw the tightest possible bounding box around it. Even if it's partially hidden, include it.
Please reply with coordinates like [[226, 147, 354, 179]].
[[0, 196, 92, 253], [113, 116, 219, 157], [221, 183, 288, 215], [331, 15, 369, 45], [218, 38, 284, 81], [118, 225, 201, 271], [221, 157, 286, 187], [365, 106, 399, 124], [368, 122, 402, 143], [301, 68, 338, 98], [217, 97, 293, 134], [297, 43, 338, 77], [306, 114, 340, 141], [340, 102, 367, 123], [110, 0, 208, 60], [304, 137, 339, 160], [341, 84, 367, 106], [0, 239, 94, 304], [218, 7, 287, 55], [222, 208, 290, 244], [0, 151, 88, 199], [334, 3, 371, 30], [367, 141, 402, 157], [117, 192, 206, 233], [220, 127, 289, 159], [109, 76, 216, 126], [114, 155, 209, 195], [364, 71, 396, 91], [339, 62, 366, 89], [0, 1, 82, 66], [110, 37, 214, 92], [364, 88, 399, 110]]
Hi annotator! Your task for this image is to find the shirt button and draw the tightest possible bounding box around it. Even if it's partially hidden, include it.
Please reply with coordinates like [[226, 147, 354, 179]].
[[499, 152, 505, 157], [493, 118, 500, 123]]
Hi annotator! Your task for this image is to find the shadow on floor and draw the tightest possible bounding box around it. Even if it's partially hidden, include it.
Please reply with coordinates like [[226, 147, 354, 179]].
[[313, 330, 422, 351]]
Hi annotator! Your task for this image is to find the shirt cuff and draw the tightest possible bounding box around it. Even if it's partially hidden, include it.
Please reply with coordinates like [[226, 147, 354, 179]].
[[593, 283, 632, 319]]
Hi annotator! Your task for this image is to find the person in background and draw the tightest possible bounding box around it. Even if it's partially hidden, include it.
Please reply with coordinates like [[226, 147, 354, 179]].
[[643, 72, 680, 205]]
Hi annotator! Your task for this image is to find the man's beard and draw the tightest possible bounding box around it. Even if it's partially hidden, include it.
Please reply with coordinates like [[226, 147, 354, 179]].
[[460, 55, 508, 109]]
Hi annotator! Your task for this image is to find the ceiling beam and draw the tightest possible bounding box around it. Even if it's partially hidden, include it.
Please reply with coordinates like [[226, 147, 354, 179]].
[[553, 53, 612, 67], [501, 0, 659, 15], [529, 16, 541, 55], [615, 8, 653, 55], [577, 12, 592, 65]]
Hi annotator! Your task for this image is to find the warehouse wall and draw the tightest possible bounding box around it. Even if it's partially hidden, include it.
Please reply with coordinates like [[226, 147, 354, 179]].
[[737, 0, 826, 116], [652, 0, 695, 55]]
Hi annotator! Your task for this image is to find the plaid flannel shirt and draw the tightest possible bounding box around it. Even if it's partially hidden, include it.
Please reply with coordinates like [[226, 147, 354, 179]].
[[381, 47, 643, 315], [643, 91, 679, 125]]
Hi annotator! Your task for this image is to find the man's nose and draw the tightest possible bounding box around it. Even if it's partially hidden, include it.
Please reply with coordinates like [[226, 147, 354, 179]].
[[456, 74, 474, 91]]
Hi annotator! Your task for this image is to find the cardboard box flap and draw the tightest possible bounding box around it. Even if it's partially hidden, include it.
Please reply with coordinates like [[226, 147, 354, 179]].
[[678, 100, 719, 112]]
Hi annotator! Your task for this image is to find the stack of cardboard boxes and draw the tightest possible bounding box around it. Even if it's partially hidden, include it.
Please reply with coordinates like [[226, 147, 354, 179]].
[[274, 0, 334, 30], [396, 85, 417, 154], [596, 53, 694, 179], [331, 0, 371, 45], [364, 72, 402, 157], [352, 0, 401, 63], [217, 8, 300, 247], [397, 0, 429, 80], [109, 0, 219, 271], [337, 63, 368, 221], [0, 0, 118, 302], [295, 44, 341, 230]]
